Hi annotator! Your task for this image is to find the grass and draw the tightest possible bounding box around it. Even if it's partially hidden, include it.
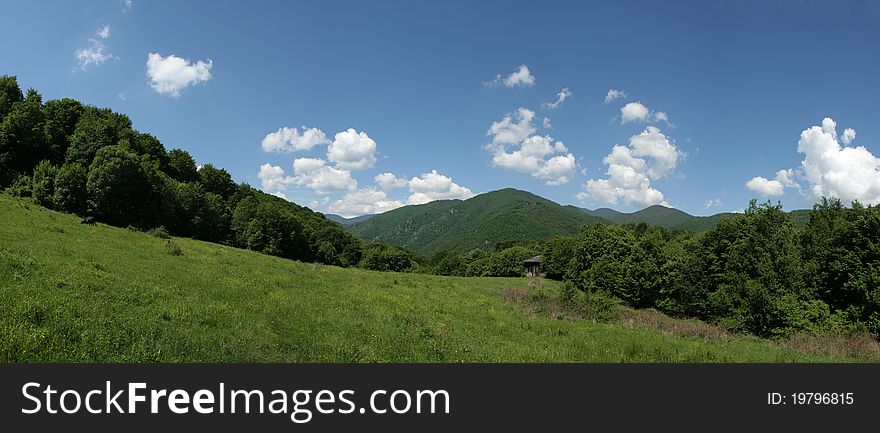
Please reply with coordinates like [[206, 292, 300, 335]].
[[0, 194, 873, 362]]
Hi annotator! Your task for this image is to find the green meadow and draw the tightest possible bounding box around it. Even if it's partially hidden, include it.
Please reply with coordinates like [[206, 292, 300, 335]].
[[0, 194, 873, 362]]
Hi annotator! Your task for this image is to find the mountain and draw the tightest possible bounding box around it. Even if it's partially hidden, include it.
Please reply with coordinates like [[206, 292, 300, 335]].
[[577, 205, 729, 232], [347, 188, 607, 254], [578, 204, 811, 232], [323, 213, 375, 226]]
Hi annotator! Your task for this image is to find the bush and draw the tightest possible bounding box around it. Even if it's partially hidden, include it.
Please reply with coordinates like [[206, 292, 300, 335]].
[[165, 239, 183, 256], [31, 160, 58, 208], [560, 281, 621, 323], [147, 226, 171, 239]]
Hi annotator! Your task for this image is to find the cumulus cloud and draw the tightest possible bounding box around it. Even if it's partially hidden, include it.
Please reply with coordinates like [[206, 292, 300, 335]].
[[842, 128, 856, 145], [620, 101, 669, 124], [543, 117, 552, 129], [797, 118, 880, 204], [484, 65, 535, 88], [604, 89, 627, 104], [746, 176, 785, 196], [542, 88, 572, 109], [581, 126, 680, 207], [288, 157, 358, 194], [407, 170, 474, 205], [747, 118, 880, 204], [146, 53, 213, 97], [257, 163, 293, 198], [374, 172, 408, 190], [75, 26, 114, 69], [260, 126, 329, 153], [328, 188, 403, 217], [327, 128, 377, 170], [485, 108, 577, 185]]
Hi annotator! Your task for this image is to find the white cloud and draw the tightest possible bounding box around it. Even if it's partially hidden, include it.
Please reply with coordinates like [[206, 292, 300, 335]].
[[97, 25, 111, 39], [328, 188, 403, 217], [543, 88, 572, 109], [374, 172, 408, 190], [620, 101, 669, 124], [485, 108, 577, 185], [604, 89, 627, 104], [704, 198, 723, 209], [123, 0, 133, 12], [582, 126, 680, 207], [746, 176, 785, 196], [407, 170, 474, 205], [146, 53, 213, 97], [842, 128, 856, 145], [488, 107, 536, 145], [260, 126, 329, 153], [327, 128, 377, 170], [290, 157, 358, 194], [797, 118, 880, 204], [258, 163, 294, 197], [747, 118, 880, 204], [543, 117, 552, 129], [75, 26, 115, 70], [484, 65, 535, 88]]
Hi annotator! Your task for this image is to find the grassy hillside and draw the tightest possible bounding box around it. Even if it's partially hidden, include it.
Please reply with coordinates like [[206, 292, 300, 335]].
[[579, 204, 810, 232], [1, 194, 873, 362], [348, 188, 607, 254]]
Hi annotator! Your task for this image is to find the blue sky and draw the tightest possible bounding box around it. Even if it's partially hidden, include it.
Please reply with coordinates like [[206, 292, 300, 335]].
[[3, 0, 880, 217]]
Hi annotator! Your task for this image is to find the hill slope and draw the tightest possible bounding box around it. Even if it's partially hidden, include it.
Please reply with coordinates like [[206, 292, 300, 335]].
[[578, 205, 729, 232], [323, 213, 375, 226], [0, 194, 853, 362], [348, 189, 608, 254], [578, 205, 811, 232]]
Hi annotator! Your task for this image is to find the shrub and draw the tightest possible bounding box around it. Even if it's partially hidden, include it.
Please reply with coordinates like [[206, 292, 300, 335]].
[[165, 239, 183, 256], [147, 226, 171, 239]]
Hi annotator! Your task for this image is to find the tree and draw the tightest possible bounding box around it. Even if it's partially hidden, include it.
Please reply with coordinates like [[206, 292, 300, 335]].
[[198, 163, 237, 200], [0, 88, 47, 186], [53, 162, 88, 215], [87, 145, 151, 227], [66, 106, 132, 166], [0, 75, 24, 123], [231, 196, 309, 260], [123, 132, 168, 169], [166, 148, 199, 183], [43, 98, 84, 164], [31, 160, 58, 208]]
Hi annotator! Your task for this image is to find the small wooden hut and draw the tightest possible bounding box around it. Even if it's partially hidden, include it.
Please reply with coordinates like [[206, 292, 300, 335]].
[[523, 255, 542, 277]]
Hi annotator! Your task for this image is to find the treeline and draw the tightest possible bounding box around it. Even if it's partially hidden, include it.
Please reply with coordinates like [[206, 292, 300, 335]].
[[413, 199, 880, 339], [0, 75, 363, 267]]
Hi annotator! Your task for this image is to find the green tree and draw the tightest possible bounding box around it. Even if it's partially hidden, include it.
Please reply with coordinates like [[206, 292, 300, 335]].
[[198, 163, 237, 200], [66, 106, 133, 166], [31, 160, 58, 208], [43, 98, 84, 164], [52, 162, 88, 215], [0, 89, 47, 186], [166, 148, 199, 183], [0, 75, 24, 123], [86, 145, 151, 227]]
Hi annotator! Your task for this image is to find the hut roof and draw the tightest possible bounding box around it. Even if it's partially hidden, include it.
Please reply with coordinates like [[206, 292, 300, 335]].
[[523, 255, 542, 264]]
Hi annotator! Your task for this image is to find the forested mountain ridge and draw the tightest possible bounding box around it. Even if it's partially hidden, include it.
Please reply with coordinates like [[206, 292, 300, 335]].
[[348, 188, 607, 254]]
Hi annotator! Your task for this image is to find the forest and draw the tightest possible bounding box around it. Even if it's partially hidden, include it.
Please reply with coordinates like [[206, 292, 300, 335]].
[[2, 74, 878, 339]]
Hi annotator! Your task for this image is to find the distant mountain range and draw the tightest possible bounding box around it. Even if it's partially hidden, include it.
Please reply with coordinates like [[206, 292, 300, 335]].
[[344, 188, 812, 254], [574, 205, 732, 232], [323, 213, 375, 226]]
